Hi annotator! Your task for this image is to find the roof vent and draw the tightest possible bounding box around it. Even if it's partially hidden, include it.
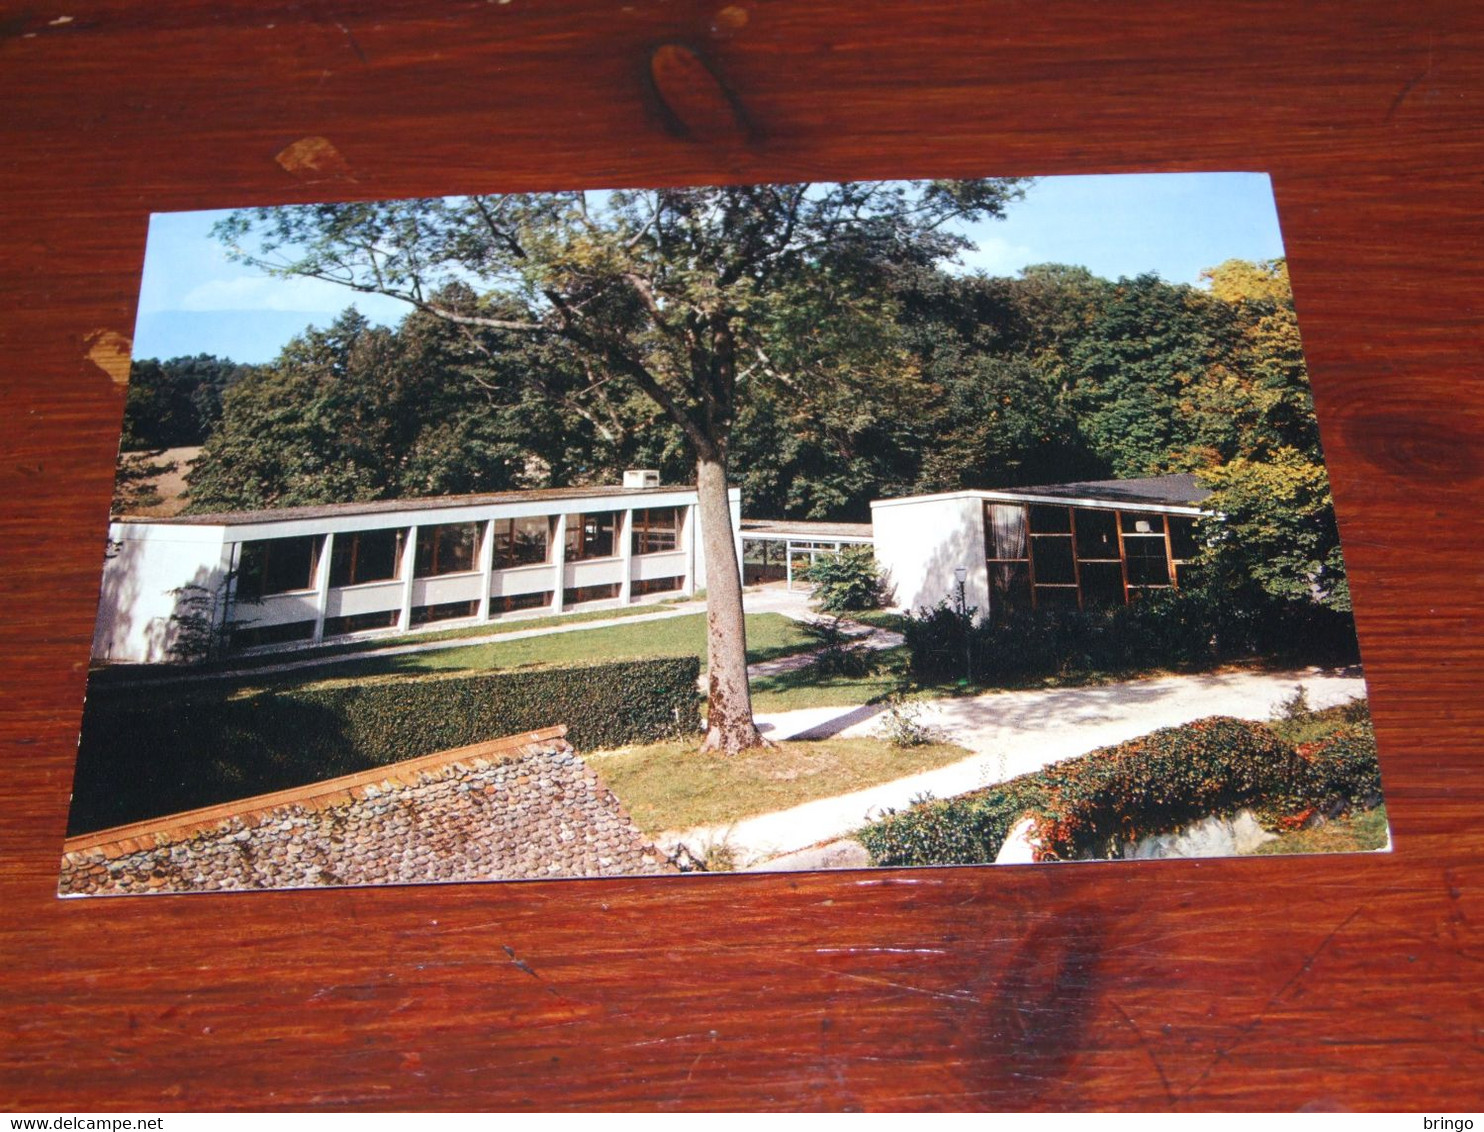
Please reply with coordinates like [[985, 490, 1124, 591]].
[[622, 469, 660, 489]]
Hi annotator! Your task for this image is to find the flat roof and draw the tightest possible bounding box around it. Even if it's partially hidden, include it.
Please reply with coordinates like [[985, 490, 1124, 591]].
[[118, 484, 703, 527], [872, 474, 1210, 513], [1005, 474, 1210, 508], [740, 519, 875, 540]]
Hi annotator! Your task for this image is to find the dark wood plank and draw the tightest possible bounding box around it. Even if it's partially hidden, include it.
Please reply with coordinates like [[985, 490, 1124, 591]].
[[2, 0, 1482, 1111]]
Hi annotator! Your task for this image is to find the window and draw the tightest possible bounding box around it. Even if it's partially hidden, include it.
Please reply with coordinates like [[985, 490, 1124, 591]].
[[230, 619, 315, 650], [415, 522, 483, 577], [410, 600, 480, 626], [631, 507, 681, 555], [1121, 513, 1172, 588], [565, 512, 619, 560], [633, 575, 684, 596], [492, 591, 552, 614], [490, 516, 548, 569], [323, 610, 399, 637], [563, 582, 621, 605], [329, 528, 405, 588], [235, 536, 323, 601], [1073, 508, 1119, 560]]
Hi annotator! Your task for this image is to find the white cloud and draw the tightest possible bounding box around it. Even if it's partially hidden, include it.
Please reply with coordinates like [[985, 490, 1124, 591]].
[[177, 274, 388, 314], [950, 234, 1038, 277]]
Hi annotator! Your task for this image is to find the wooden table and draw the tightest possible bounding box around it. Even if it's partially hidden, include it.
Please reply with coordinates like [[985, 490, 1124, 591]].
[[2, 0, 1481, 1111]]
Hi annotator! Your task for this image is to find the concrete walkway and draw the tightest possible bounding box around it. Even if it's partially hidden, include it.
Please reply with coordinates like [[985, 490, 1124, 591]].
[[662, 666, 1367, 868]]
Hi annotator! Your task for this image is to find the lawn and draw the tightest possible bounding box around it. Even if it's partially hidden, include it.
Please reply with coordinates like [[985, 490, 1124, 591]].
[[1249, 804, 1390, 856], [588, 735, 975, 835], [286, 611, 814, 683], [748, 645, 913, 713]]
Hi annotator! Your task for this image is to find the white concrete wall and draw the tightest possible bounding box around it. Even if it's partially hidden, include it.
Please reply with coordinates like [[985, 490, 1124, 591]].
[[869, 493, 988, 616], [690, 488, 742, 592], [90, 523, 231, 664], [91, 485, 746, 662]]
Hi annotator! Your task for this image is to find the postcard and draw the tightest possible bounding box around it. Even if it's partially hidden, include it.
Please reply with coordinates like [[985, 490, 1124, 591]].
[[61, 173, 1386, 896]]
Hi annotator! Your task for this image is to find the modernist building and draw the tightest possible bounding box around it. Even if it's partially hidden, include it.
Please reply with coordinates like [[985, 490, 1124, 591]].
[[870, 474, 1211, 620], [92, 475, 742, 664]]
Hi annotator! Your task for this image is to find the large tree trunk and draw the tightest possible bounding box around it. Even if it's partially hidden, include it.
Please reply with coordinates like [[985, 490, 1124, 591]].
[[695, 451, 764, 753]]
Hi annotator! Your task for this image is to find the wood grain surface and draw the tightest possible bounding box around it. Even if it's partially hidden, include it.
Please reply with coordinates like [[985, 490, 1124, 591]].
[[2, 0, 1482, 1111]]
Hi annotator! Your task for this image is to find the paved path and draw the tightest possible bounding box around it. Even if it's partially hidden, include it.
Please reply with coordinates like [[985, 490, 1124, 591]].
[[662, 666, 1368, 868]]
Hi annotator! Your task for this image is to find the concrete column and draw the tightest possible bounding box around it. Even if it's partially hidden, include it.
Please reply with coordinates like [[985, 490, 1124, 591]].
[[619, 509, 634, 604], [551, 513, 568, 613], [397, 526, 418, 631], [786, 538, 794, 591], [682, 504, 697, 597], [311, 533, 334, 644], [476, 518, 497, 621]]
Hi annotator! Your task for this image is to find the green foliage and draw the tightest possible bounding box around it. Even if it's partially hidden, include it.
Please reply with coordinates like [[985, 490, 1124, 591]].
[[878, 693, 937, 748], [901, 576, 1359, 686], [859, 716, 1365, 867], [1296, 726, 1383, 815], [185, 306, 587, 513], [68, 656, 700, 834], [1198, 448, 1351, 613], [803, 546, 891, 612], [122, 354, 251, 450]]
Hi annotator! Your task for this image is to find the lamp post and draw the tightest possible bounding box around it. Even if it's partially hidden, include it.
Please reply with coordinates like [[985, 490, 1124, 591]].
[[954, 565, 971, 688]]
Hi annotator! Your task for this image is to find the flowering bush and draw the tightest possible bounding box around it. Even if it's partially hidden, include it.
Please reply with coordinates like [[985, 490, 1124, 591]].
[[858, 714, 1382, 867]]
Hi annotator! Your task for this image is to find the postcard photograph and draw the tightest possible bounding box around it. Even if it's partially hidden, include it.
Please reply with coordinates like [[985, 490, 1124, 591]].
[[60, 173, 1386, 896]]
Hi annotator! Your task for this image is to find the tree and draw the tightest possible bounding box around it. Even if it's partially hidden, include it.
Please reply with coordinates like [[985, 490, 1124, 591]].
[[1197, 447, 1350, 614], [216, 181, 1027, 751], [121, 354, 252, 450]]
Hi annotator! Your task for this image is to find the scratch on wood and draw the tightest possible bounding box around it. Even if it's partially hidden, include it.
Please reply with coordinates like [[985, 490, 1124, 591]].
[[1112, 1000, 1175, 1107], [1180, 905, 1364, 1101]]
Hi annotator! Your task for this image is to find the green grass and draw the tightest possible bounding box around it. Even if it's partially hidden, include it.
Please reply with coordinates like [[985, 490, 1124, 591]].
[[1250, 804, 1390, 856], [89, 598, 704, 685], [275, 612, 813, 686], [588, 735, 975, 835], [748, 646, 913, 712]]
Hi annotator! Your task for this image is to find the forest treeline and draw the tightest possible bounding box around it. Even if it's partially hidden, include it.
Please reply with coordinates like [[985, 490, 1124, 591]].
[[121, 256, 1347, 613]]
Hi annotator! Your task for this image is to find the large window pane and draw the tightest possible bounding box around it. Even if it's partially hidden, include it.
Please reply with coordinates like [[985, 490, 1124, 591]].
[[632, 507, 681, 555], [1168, 516, 1201, 561], [490, 517, 548, 569], [1031, 537, 1077, 585], [1120, 512, 1166, 536], [987, 562, 1031, 618], [985, 504, 1028, 560], [565, 512, 618, 560], [236, 535, 322, 600], [330, 528, 404, 587], [417, 522, 484, 576], [1125, 538, 1171, 586], [1074, 508, 1119, 560], [1028, 504, 1072, 534], [1080, 561, 1126, 608]]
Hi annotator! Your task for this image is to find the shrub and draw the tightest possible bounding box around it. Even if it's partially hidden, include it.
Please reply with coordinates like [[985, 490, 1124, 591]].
[[1297, 725, 1383, 815], [804, 546, 890, 612], [799, 616, 877, 678], [69, 655, 701, 834], [878, 694, 937, 748], [1031, 717, 1307, 859], [858, 716, 1315, 866]]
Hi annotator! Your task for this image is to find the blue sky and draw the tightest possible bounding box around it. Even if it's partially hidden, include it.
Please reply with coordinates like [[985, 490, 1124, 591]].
[[131, 172, 1286, 365]]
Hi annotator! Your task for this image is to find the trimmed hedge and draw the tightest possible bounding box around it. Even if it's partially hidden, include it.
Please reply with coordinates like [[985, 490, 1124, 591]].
[[69, 656, 700, 834], [902, 586, 1362, 686], [859, 715, 1380, 867]]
